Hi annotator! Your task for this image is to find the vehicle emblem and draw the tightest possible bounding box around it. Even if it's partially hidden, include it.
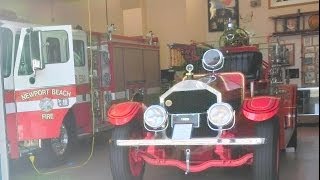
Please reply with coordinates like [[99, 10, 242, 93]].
[[39, 98, 54, 112], [57, 98, 69, 107], [165, 100, 173, 107]]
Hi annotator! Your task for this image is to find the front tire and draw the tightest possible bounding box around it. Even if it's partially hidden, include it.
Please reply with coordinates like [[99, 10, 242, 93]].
[[110, 122, 145, 180], [34, 113, 77, 168], [253, 118, 280, 180]]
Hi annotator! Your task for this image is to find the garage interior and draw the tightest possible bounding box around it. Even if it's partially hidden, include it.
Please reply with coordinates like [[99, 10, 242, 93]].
[[0, 0, 319, 180]]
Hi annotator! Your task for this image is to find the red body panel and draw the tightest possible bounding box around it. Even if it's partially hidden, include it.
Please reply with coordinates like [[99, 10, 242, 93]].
[[4, 85, 76, 158], [72, 102, 92, 133], [108, 102, 144, 126], [16, 109, 68, 140]]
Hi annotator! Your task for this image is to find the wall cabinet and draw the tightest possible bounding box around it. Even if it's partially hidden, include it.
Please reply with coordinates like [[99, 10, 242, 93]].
[[270, 11, 319, 87]]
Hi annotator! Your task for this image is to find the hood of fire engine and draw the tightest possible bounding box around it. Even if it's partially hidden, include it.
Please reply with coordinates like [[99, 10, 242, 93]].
[[160, 74, 242, 114]]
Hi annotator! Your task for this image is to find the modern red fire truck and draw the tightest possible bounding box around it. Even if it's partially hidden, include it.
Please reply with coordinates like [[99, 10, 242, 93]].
[[0, 19, 161, 166]]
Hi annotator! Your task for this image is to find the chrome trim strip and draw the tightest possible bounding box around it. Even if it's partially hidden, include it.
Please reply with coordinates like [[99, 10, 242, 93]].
[[159, 80, 222, 106], [170, 113, 200, 128], [117, 137, 265, 146]]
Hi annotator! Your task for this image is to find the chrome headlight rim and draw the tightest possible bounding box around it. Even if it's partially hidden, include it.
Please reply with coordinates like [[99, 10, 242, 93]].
[[207, 102, 234, 127], [143, 105, 168, 129], [202, 49, 224, 72]]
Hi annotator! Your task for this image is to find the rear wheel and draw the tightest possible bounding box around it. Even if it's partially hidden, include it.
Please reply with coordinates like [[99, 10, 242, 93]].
[[110, 122, 145, 180], [287, 126, 297, 150], [34, 113, 76, 168], [253, 118, 279, 180]]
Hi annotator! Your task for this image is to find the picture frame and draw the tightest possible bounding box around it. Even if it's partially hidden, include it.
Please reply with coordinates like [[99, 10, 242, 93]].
[[269, 0, 318, 9], [285, 18, 299, 32], [284, 43, 295, 65], [312, 35, 319, 45], [304, 71, 316, 84], [305, 46, 315, 53], [304, 15, 311, 30], [304, 53, 315, 64], [275, 18, 285, 32], [286, 68, 299, 78], [303, 36, 313, 46], [208, 0, 239, 32]]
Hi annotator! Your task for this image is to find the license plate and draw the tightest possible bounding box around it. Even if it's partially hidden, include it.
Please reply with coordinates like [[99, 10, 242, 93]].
[[172, 124, 193, 140], [171, 113, 200, 128]]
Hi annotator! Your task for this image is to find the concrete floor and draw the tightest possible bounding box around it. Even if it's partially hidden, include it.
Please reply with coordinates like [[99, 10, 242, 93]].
[[10, 124, 319, 180]]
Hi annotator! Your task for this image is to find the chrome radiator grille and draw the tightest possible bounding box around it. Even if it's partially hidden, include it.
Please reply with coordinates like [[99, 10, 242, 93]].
[[164, 90, 217, 114]]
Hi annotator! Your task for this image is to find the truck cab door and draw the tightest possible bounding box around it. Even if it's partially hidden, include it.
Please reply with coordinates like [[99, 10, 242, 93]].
[[13, 25, 76, 140]]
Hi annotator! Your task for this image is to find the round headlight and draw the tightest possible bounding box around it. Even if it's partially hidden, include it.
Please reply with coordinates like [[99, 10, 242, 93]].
[[202, 49, 224, 71], [207, 103, 234, 127], [144, 105, 167, 129]]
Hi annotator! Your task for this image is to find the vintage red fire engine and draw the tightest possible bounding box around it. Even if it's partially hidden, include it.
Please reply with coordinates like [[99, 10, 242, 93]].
[[108, 42, 298, 179], [1, 19, 160, 167]]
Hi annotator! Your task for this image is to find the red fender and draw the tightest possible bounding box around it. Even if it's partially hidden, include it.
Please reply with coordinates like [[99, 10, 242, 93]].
[[108, 101, 145, 126], [242, 96, 280, 121]]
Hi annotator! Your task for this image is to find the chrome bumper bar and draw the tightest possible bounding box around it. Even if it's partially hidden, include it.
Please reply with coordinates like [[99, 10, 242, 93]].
[[117, 138, 265, 146]]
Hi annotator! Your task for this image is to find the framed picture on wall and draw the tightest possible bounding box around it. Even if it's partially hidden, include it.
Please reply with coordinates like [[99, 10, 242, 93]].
[[313, 36, 319, 45], [275, 18, 285, 32], [269, 0, 318, 9], [286, 68, 299, 78], [285, 18, 299, 32], [304, 53, 315, 64], [305, 46, 315, 53], [208, 0, 239, 32], [304, 71, 316, 84], [284, 43, 295, 65], [303, 36, 313, 46]]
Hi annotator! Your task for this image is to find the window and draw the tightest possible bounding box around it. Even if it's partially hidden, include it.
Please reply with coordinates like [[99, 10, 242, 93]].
[[46, 37, 61, 63], [73, 40, 85, 66], [17, 30, 69, 76], [18, 35, 33, 75], [0, 27, 13, 78], [41, 30, 69, 64]]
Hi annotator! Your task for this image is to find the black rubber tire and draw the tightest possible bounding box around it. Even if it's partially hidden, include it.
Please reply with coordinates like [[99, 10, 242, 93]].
[[109, 122, 145, 180], [287, 109, 298, 150], [34, 112, 77, 168], [253, 118, 280, 180]]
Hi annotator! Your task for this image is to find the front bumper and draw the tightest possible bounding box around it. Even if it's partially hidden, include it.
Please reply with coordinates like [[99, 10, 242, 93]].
[[117, 137, 265, 146]]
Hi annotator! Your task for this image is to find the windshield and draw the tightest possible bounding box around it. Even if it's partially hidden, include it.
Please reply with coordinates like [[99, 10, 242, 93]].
[[0, 27, 13, 78]]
